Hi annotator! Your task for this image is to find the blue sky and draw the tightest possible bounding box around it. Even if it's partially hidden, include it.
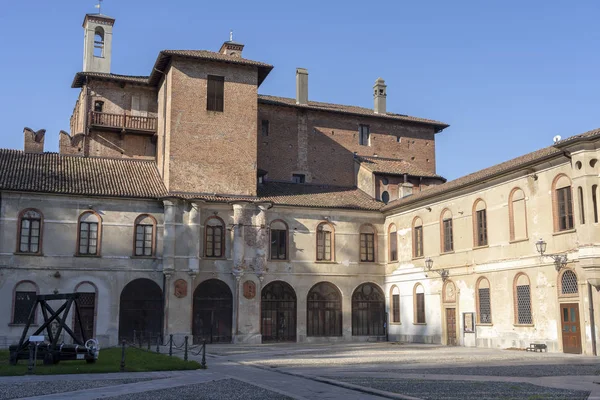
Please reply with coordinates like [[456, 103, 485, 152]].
[[0, 0, 598, 181]]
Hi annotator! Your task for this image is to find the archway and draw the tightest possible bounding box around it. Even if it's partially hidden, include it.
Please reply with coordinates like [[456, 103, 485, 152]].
[[352, 282, 385, 336], [261, 281, 297, 342], [307, 282, 342, 337], [193, 279, 232, 344], [118, 278, 163, 342]]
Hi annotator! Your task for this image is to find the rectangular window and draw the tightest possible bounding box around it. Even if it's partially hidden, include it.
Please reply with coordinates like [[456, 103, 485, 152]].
[[135, 225, 154, 256], [360, 233, 375, 262], [443, 219, 453, 252], [94, 100, 104, 113], [79, 222, 98, 255], [207, 75, 224, 112], [516, 285, 532, 324], [557, 187, 574, 231], [317, 230, 331, 261], [270, 229, 287, 260], [261, 120, 269, 137], [359, 125, 370, 146], [206, 226, 223, 257], [578, 187, 585, 225], [416, 293, 425, 323], [19, 218, 40, 253], [476, 209, 488, 246], [292, 174, 305, 184], [593, 185, 598, 223], [13, 291, 36, 324], [390, 233, 398, 261], [478, 288, 492, 323], [413, 226, 423, 258], [392, 294, 400, 323]]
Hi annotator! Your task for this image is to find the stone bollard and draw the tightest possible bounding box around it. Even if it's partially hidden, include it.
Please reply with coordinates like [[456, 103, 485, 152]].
[[184, 336, 188, 361], [120, 340, 126, 372]]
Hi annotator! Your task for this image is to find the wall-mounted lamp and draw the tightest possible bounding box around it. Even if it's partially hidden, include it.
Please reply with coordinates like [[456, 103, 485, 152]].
[[536, 238, 567, 272], [53, 271, 61, 279], [425, 207, 432, 212], [424, 257, 449, 281]]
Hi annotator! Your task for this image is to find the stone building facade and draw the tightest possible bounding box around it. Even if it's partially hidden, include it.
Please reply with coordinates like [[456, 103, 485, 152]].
[[0, 11, 598, 355]]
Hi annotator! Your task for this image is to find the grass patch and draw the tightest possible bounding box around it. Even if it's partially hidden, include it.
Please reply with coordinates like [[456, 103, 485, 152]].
[[0, 347, 202, 376]]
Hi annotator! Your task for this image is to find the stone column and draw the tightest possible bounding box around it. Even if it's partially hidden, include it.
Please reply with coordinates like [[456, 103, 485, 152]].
[[161, 199, 178, 275]]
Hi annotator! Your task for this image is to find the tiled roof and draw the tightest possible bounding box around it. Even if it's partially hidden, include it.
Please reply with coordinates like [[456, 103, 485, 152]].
[[357, 156, 445, 180], [258, 95, 449, 131], [171, 182, 383, 211], [381, 127, 600, 212], [149, 50, 273, 86], [0, 150, 167, 199], [72, 72, 150, 88]]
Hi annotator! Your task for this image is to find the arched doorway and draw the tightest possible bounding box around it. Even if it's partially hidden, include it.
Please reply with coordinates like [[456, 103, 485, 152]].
[[261, 281, 296, 342], [193, 279, 232, 344], [119, 278, 163, 342], [352, 282, 385, 336], [307, 282, 342, 337]]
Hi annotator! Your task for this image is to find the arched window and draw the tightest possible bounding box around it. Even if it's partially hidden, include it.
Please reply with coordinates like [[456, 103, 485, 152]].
[[476, 277, 492, 324], [592, 184, 598, 224], [388, 223, 398, 262], [205, 217, 225, 258], [381, 191, 390, 204], [440, 209, 453, 253], [94, 26, 105, 58], [17, 209, 42, 254], [77, 211, 101, 256], [412, 217, 424, 258], [390, 286, 400, 323], [414, 283, 425, 324], [73, 282, 97, 343], [134, 214, 157, 257], [352, 283, 385, 336], [509, 188, 528, 241], [473, 199, 488, 247], [577, 187, 585, 225], [270, 220, 288, 260], [552, 174, 574, 232], [307, 282, 342, 337], [514, 273, 533, 325], [12, 281, 38, 324], [359, 224, 376, 262], [316, 222, 334, 261], [559, 269, 578, 297]]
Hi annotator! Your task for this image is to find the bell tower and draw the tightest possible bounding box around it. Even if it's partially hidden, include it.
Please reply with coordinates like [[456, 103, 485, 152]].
[[82, 13, 115, 73]]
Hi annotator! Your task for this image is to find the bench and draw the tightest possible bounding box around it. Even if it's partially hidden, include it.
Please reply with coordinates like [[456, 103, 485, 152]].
[[526, 343, 547, 352]]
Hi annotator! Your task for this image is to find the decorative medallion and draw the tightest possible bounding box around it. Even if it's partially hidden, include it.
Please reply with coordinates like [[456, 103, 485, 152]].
[[444, 281, 456, 302], [243, 280, 256, 300], [174, 279, 188, 298]]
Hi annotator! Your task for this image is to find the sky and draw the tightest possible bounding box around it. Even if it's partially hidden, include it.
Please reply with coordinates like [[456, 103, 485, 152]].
[[0, 0, 598, 181]]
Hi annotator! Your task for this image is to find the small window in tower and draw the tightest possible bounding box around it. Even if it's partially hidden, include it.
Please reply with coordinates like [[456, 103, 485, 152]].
[[94, 101, 104, 113], [261, 120, 269, 137], [359, 125, 370, 146], [94, 27, 105, 58], [381, 191, 390, 204], [292, 174, 305, 184], [207, 75, 225, 112], [382, 177, 389, 185]]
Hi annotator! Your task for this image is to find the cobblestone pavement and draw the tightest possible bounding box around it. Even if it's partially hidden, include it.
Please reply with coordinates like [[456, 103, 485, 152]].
[[2, 343, 600, 399]]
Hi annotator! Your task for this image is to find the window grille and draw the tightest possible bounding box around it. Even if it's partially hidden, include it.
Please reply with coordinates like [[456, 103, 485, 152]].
[[307, 282, 342, 337], [478, 287, 492, 323], [13, 291, 36, 324], [19, 210, 41, 253], [413, 225, 423, 258], [360, 233, 374, 262], [556, 187, 574, 231], [516, 284, 532, 324], [561, 270, 578, 295]]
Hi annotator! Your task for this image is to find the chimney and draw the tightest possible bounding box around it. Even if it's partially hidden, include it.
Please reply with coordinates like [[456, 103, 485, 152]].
[[373, 77, 387, 114], [23, 127, 45, 153], [296, 68, 308, 105]]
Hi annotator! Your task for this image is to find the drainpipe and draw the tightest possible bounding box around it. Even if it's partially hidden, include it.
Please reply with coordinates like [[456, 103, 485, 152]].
[[588, 283, 597, 356]]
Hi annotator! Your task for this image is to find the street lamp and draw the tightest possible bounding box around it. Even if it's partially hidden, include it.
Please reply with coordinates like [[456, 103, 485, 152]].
[[535, 238, 568, 272], [424, 257, 449, 281]]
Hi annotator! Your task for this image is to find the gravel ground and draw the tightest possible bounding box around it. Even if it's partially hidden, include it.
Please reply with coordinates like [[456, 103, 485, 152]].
[[105, 379, 293, 400], [385, 364, 600, 377], [0, 378, 151, 400], [335, 378, 591, 400]]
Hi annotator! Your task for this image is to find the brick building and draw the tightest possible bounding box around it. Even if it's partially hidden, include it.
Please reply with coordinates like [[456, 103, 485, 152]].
[[0, 12, 599, 354]]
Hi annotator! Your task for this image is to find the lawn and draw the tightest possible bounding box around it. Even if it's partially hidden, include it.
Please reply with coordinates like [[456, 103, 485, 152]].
[[0, 347, 202, 376]]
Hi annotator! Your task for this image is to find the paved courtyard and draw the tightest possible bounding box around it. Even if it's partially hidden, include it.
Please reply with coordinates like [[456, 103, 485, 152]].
[[1, 343, 599, 399]]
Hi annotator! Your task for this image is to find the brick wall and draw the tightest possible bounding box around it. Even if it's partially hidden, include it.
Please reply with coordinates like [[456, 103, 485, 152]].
[[258, 103, 437, 186], [164, 58, 258, 196]]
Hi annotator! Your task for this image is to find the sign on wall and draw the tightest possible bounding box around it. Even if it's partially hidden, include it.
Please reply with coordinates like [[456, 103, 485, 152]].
[[463, 312, 475, 333]]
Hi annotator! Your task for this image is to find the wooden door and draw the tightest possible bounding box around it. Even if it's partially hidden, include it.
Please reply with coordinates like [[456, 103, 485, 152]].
[[446, 308, 457, 346], [560, 303, 582, 354]]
